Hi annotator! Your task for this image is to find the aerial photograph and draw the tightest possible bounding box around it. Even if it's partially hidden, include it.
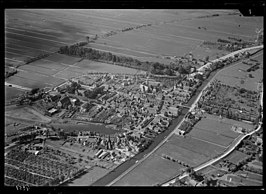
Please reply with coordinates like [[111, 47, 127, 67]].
[[4, 9, 263, 187]]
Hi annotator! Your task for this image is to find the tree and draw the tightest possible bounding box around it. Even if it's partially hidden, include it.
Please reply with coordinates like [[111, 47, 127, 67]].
[[86, 36, 90, 42], [177, 65, 188, 74], [30, 88, 39, 95], [185, 167, 194, 174], [60, 175, 65, 182]]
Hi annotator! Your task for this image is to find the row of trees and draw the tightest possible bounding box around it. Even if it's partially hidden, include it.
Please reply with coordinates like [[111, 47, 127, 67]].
[[5, 68, 17, 78], [24, 53, 51, 64], [58, 44, 182, 76]]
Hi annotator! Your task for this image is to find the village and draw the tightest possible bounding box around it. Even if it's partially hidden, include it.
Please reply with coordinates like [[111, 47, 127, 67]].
[[5, 41, 262, 187]]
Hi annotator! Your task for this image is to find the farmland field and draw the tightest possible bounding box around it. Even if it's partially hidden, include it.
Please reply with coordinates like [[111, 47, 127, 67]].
[[113, 154, 185, 186], [75, 59, 145, 74], [205, 114, 254, 130], [5, 86, 25, 101], [224, 150, 249, 164], [5, 107, 51, 123], [188, 127, 235, 148], [6, 9, 262, 67], [45, 53, 81, 65], [193, 117, 240, 139], [66, 167, 109, 186], [114, 134, 226, 186], [5, 9, 262, 93], [5, 117, 28, 135], [215, 51, 263, 91]]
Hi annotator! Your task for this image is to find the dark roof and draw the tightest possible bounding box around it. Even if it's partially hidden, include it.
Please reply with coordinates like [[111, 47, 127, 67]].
[[60, 96, 71, 106]]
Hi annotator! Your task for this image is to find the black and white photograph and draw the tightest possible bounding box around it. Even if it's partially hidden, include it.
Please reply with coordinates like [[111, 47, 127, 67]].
[[4, 8, 263, 188]]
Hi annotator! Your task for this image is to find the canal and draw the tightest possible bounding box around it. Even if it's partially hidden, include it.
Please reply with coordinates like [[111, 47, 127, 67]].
[[91, 59, 238, 186]]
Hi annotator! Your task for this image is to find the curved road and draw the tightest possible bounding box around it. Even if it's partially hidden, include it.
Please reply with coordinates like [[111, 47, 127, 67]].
[[108, 45, 263, 186], [162, 120, 262, 186]]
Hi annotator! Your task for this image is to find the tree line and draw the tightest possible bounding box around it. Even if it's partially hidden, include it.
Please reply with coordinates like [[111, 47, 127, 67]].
[[58, 44, 189, 76]]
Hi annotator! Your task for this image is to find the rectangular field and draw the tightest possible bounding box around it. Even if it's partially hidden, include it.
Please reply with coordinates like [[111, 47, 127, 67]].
[[188, 128, 234, 148], [224, 150, 249, 164], [20, 65, 59, 76], [75, 59, 144, 74], [6, 72, 65, 89], [194, 117, 240, 139], [166, 135, 225, 159], [27, 59, 67, 71], [113, 154, 185, 186], [67, 167, 109, 186], [45, 53, 81, 65], [155, 143, 208, 166], [114, 133, 226, 186], [5, 107, 51, 123]]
